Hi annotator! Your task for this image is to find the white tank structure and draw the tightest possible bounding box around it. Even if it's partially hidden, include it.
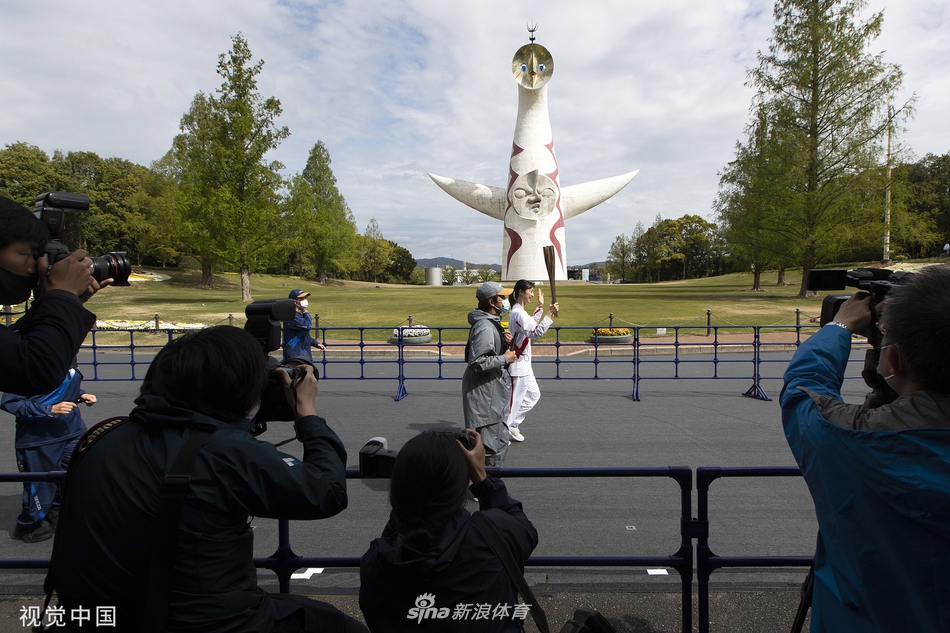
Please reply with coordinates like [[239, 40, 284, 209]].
[[428, 34, 638, 281]]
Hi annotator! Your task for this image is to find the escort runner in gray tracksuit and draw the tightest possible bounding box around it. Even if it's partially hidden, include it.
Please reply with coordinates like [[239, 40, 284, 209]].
[[462, 282, 515, 467]]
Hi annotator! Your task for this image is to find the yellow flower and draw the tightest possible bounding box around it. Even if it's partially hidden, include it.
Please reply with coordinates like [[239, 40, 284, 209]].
[[591, 327, 631, 336]]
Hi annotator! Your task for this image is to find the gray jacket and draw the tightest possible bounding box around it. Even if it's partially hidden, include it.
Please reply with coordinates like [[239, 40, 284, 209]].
[[462, 309, 510, 429]]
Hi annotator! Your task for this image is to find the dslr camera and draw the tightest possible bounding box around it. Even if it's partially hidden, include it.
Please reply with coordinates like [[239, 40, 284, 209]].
[[244, 299, 318, 434], [33, 192, 132, 288], [359, 429, 474, 478]]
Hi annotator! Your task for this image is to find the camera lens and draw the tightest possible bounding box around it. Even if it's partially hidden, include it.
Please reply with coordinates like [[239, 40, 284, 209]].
[[89, 252, 131, 286]]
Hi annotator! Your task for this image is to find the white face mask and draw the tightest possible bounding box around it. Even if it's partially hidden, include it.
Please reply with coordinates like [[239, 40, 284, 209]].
[[298, 299, 309, 309], [877, 345, 895, 382]]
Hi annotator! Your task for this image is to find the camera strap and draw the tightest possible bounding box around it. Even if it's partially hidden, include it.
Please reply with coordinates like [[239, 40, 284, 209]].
[[470, 511, 550, 633], [144, 428, 212, 633]]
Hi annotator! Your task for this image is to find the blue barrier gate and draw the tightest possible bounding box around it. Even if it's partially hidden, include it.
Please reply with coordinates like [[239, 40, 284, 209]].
[[0, 466, 826, 631], [79, 324, 840, 403], [695, 467, 813, 633], [0, 467, 694, 633]]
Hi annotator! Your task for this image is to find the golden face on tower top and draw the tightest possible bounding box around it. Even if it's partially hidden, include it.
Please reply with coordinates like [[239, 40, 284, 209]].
[[511, 43, 554, 90]]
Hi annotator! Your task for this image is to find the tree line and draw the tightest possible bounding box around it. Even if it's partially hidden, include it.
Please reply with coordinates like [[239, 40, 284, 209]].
[[608, 0, 949, 296], [0, 34, 415, 301]]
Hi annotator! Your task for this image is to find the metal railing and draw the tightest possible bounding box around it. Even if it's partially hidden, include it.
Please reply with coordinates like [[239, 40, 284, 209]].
[[78, 324, 838, 403], [0, 467, 695, 633], [695, 467, 813, 633], [0, 466, 824, 632]]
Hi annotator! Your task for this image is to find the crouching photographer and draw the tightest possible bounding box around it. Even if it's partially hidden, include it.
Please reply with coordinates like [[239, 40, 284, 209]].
[[0, 196, 109, 396], [780, 265, 950, 632], [44, 326, 367, 633], [359, 429, 538, 632]]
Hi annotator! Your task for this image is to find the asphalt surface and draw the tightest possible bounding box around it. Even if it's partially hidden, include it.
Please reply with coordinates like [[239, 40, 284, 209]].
[[0, 345, 868, 632]]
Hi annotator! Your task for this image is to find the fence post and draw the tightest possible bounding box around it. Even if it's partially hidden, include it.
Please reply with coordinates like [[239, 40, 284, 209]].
[[408, 315, 413, 327], [741, 326, 771, 401], [706, 310, 711, 336], [3, 304, 11, 326], [228, 314, 233, 327], [395, 325, 408, 402], [314, 314, 319, 330], [155, 314, 160, 331], [609, 313, 614, 328]]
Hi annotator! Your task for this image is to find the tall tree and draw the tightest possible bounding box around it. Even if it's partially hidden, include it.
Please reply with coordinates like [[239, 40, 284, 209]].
[[360, 218, 391, 283], [0, 142, 62, 205], [285, 141, 358, 283], [606, 234, 634, 282], [716, 108, 792, 290], [749, 0, 907, 296], [171, 33, 289, 300], [385, 242, 416, 284]]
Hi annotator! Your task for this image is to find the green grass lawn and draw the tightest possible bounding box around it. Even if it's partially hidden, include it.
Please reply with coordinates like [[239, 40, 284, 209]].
[[77, 260, 942, 343], [81, 267, 835, 343]]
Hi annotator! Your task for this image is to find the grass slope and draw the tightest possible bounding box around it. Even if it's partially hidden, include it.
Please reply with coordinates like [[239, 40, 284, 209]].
[[85, 268, 831, 342]]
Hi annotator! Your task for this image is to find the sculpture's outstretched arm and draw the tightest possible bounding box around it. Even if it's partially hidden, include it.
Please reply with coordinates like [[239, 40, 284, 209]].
[[560, 170, 639, 220], [427, 173, 508, 221]]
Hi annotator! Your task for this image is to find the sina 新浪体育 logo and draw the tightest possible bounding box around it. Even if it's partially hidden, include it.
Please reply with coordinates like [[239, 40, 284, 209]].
[[407, 593, 450, 623]]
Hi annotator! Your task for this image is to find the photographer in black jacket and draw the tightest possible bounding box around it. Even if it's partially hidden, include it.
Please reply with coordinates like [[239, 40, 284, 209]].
[[48, 326, 367, 632], [0, 196, 107, 396]]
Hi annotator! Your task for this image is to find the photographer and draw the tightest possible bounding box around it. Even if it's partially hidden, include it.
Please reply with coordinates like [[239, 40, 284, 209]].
[[47, 326, 366, 632], [0, 196, 107, 396], [359, 429, 538, 632], [780, 265, 950, 632]]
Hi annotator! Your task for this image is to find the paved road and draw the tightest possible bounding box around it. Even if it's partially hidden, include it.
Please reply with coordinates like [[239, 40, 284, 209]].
[[0, 347, 870, 629]]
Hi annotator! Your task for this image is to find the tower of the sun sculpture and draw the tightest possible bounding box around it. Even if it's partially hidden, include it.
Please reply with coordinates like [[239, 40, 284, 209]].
[[428, 29, 638, 281]]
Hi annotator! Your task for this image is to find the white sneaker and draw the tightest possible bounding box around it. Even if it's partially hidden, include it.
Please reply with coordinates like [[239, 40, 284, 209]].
[[509, 427, 525, 442]]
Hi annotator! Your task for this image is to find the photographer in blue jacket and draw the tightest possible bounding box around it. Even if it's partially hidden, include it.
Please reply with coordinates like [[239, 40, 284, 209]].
[[780, 264, 950, 633]]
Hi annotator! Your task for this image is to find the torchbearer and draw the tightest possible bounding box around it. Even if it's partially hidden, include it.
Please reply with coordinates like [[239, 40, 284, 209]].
[[505, 279, 558, 442]]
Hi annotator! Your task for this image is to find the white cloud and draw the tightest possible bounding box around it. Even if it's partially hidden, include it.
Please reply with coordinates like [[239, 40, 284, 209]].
[[1, 0, 946, 265]]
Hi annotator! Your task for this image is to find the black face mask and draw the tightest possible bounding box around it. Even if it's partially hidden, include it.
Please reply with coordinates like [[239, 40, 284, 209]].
[[0, 266, 38, 305]]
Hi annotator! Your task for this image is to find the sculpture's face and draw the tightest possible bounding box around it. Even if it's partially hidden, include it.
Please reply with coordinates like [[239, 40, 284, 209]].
[[512, 43, 554, 90], [511, 170, 557, 219]]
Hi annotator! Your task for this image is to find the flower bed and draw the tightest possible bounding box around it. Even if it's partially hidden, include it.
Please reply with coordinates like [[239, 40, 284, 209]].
[[390, 325, 432, 345], [589, 327, 632, 344]]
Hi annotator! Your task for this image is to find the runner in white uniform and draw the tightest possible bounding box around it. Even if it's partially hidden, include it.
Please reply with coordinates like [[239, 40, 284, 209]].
[[505, 279, 558, 442]]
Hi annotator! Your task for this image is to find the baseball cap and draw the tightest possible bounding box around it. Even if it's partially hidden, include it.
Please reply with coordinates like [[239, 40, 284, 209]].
[[289, 289, 311, 300], [475, 281, 513, 301]]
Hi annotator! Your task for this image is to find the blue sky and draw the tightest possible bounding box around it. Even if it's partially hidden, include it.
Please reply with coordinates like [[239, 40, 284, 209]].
[[2, 0, 947, 265]]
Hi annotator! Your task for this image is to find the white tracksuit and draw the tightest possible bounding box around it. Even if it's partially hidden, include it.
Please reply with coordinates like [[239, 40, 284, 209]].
[[505, 302, 553, 430]]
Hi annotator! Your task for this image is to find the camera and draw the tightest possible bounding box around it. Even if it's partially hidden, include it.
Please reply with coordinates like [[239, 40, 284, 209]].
[[806, 267, 914, 328], [244, 299, 319, 434], [806, 267, 915, 407], [358, 429, 475, 478], [33, 192, 132, 287]]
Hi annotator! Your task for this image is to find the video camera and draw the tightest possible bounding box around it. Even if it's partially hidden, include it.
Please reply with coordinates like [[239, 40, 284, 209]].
[[806, 267, 915, 407], [243, 299, 318, 434], [33, 192, 132, 288], [359, 429, 474, 478], [807, 267, 914, 328]]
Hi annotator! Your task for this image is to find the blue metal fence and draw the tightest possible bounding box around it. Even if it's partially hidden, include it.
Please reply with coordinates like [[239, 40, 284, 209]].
[[0, 466, 821, 632], [79, 324, 838, 403], [695, 467, 813, 633], [0, 467, 694, 632]]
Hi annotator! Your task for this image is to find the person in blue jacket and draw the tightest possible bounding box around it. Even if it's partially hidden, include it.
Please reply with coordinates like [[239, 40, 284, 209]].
[[282, 289, 325, 363], [780, 264, 950, 633], [1, 368, 95, 542]]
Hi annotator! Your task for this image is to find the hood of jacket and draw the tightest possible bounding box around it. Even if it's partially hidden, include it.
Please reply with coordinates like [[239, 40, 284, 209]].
[[468, 308, 499, 326], [369, 507, 472, 582], [130, 395, 252, 433]]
